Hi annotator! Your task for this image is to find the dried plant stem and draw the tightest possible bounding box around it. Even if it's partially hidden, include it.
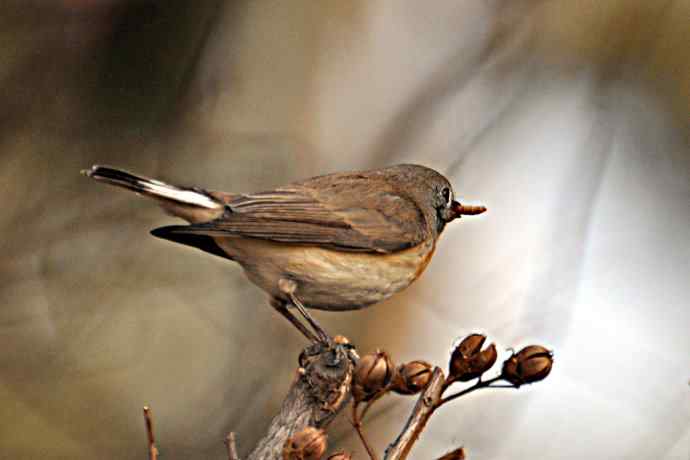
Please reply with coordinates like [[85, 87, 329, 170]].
[[142, 406, 159, 460], [441, 376, 457, 393], [438, 376, 515, 406], [385, 372, 519, 459], [383, 367, 445, 460], [359, 390, 386, 421], [352, 403, 380, 460], [131, 334, 544, 460], [247, 342, 354, 460], [225, 432, 240, 460]]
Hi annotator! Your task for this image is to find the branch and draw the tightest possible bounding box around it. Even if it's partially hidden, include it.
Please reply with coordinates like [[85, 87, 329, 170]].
[[142, 406, 159, 460], [225, 432, 240, 460], [351, 402, 380, 460], [383, 367, 445, 460], [134, 335, 550, 460], [379, 339, 552, 459], [438, 376, 506, 405], [247, 342, 355, 460]]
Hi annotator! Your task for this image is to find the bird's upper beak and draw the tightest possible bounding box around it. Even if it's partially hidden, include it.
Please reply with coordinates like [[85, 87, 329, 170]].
[[447, 200, 487, 222]]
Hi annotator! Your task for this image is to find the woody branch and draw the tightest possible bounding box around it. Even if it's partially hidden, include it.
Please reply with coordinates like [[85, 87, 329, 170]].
[[139, 333, 552, 460]]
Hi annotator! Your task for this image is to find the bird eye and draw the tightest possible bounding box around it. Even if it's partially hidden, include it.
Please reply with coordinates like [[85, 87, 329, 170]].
[[441, 187, 451, 204]]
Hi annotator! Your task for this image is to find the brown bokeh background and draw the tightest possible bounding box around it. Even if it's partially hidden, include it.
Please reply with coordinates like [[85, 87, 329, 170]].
[[1, 1, 688, 459]]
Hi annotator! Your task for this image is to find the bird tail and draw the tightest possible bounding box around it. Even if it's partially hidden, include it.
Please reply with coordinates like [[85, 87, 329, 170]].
[[82, 165, 225, 222]]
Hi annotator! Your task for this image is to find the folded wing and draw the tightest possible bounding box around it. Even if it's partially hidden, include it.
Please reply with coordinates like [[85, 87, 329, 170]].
[[152, 177, 428, 254]]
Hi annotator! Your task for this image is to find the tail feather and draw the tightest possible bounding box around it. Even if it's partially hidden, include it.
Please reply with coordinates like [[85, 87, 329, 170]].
[[82, 165, 224, 222]]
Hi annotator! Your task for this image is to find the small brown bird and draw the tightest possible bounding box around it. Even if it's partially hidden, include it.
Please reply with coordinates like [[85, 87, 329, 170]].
[[83, 164, 485, 342]]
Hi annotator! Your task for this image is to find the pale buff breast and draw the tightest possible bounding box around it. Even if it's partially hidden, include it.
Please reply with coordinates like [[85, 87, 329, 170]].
[[215, 237, 437, 311]]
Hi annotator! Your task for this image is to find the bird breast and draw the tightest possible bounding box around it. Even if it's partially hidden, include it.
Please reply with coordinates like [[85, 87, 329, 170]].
[[215, 237, 437, 311]]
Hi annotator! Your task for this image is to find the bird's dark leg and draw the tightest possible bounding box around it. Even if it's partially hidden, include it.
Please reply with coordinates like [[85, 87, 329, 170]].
[[287, 291, 332, 345], [278, 278, 332, 344], [269, 297, 320, 343]]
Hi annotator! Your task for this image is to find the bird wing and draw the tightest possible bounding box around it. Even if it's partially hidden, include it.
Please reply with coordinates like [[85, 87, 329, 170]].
[[151, 177, 428, 253]]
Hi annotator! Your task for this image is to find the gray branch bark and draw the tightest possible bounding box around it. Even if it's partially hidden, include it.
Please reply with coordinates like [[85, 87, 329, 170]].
[[247, 343, 355, 460]]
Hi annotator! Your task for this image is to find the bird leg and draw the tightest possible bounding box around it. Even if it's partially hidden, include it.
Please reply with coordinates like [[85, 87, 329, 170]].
[[278, 278, 332, 344], [288, 291, 332, 345], [269, 297, 320, 343]]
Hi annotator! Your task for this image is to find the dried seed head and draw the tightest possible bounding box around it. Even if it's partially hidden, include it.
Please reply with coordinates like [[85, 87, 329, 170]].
[[473, 343, 498, 376], [352, 350, 395, 402], [327, 452, 353, 460], [333, 335, 350, 346], [502, 345, 553, 386], [449, 334, 485, 378], [449, 334, 497, 381], [282, 427, 327, 460], [458, 334, 486, 357], [391, 360, 433, 395], [437, 446, 466, 460]]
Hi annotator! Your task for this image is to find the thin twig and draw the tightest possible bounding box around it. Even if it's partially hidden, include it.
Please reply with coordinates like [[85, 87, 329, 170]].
[[225, 432, 240, 460], [142, 406, 159, 460], [438, 376, 514, 406], [441, 375, 457, 394], [352, 403, 380, 460], [383, 367, 445, 460], [383, 371, 502, 459], [359, 390, 386, 421]]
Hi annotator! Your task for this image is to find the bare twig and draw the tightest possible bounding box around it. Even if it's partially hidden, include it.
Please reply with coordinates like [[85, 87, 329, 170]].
[[383, 374, 519, 459], [383, 367, 445, 460], [351, 403, 379, 460], [134, 335, 545, 460], [359, 390, 387, 421], [142, 406, 159, 460], [225, 432, 240, 460], [438, 376, 507, 406]]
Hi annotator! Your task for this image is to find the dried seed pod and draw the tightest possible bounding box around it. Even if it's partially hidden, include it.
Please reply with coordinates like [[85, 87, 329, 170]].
[[449, 334, 485, 377], [472, 343, 498, 376], [282, 427, 327, 460], [449, 334, 497, 381], [437, 446, 466, 460], [327, 452, 353, 460], [502, 345, 553, 386], [457, 334, 486, 358], [333, 335, 350, 346], [391, 360, 433, 395], [352, 350, 395, 402]]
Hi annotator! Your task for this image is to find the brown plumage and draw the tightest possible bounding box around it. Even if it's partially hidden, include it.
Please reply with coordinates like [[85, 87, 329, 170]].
[[83, 164, 486, 340]]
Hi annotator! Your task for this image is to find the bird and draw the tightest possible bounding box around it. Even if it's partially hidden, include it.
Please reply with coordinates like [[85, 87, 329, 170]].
[[82, 164, 486, 343]]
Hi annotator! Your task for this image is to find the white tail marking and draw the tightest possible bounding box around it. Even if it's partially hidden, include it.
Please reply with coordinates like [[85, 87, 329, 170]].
[[141, 182, 221, 209]]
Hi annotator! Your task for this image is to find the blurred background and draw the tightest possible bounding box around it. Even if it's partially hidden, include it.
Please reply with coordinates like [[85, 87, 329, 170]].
[[1, 1, 688, 459]]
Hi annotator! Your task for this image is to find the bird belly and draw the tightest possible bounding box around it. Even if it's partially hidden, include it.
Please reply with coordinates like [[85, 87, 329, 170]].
[[216, 238, 436, 311]]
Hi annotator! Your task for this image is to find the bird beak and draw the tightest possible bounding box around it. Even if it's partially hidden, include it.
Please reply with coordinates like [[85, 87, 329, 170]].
[[450, 200, 487, 220]]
